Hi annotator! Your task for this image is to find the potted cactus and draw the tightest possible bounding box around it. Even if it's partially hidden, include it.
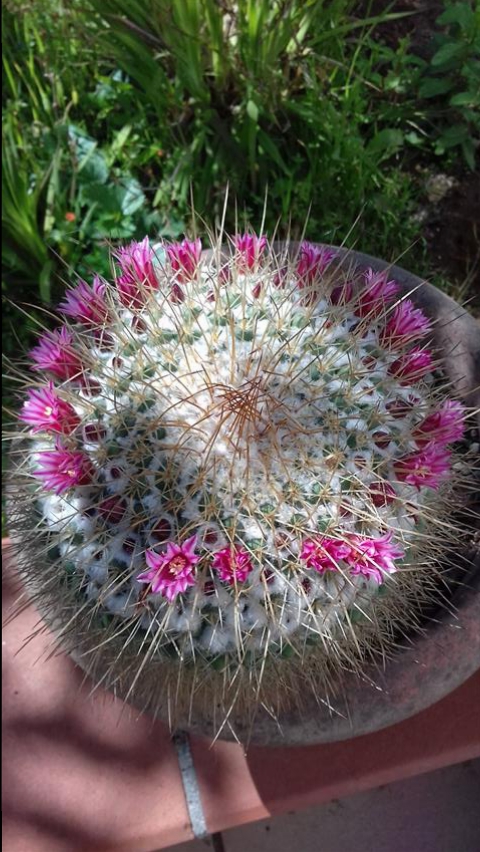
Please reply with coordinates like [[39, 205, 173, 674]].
[[6, 232, 480, 745]]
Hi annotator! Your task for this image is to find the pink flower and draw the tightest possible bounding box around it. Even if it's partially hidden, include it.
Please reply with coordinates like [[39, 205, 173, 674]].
[[166, 238, 202, 284], [58, 277, 110, 327], [115, 238, 158, 308], [394, 443, 451, 490], [413, 400, 465, 447], [380, 300, 431, 349], [389, 348, 433, 384], [300, 536, 352, 574], [212, 545, 254, 585], [233, 233, 267, 272], [20, 382, 80, 434], [34, 442, 94, 494], [301, 532, 404, 583], [30, 327, 84, 381], [296, 242, 336, 287], [116, 274, 142, 309], [137, 535, 199, 601], [355, 269, 399, 318], [116, 237, 158, 289], [346, 532, 404, 584]]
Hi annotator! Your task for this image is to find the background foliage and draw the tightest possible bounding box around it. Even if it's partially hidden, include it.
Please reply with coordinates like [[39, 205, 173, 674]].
[[2, 0, 479, 371]]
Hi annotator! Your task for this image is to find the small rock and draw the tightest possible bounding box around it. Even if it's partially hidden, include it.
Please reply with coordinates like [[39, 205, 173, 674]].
[[425, 173, 457, 203]]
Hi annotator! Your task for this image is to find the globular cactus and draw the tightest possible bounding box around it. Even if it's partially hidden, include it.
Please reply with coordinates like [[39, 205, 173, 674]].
[[6, 232, 470, 734]]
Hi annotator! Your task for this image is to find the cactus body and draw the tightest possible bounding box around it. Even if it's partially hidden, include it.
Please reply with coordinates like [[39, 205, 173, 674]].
[[7, 235, 468, 732]]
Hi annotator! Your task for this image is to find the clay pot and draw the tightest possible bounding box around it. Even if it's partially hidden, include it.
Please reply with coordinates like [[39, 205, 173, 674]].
[[7, 244, 480, 745]]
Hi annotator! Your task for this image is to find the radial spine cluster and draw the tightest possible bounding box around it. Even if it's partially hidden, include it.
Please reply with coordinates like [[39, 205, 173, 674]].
[[15, 234, 465, 677]]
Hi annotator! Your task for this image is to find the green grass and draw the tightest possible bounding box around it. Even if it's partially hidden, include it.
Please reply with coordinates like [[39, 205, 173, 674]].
[[84, 0, 422, 252]]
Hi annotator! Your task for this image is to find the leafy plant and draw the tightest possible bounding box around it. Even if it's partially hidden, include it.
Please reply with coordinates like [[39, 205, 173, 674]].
[[1, 6, 171, 300], [417, 2, 479, 169], [2, 119, 54, 301], [2, 0, 477, 383], [84, 0, 420, 256]]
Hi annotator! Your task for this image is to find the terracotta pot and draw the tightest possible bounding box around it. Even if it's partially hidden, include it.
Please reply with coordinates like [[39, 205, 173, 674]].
[[6, 244, 480, 745]]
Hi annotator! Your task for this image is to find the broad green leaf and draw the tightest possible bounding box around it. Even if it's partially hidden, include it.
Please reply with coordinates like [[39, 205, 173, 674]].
[[79, 183, 122, 212], [120, 178, 145, 215], [94, 220, 136, 239], [450, 91, 478, 107], [437, 3, 475, 31], [418, 77, 455, 98], [79, 150, 109, 185], [438, 123, 469, 147], [68, 126, 109, 184], [368, 128, 404, 155], [461, 137, 477, 170], [431, 41, 465, 67], [405, 130, 425, 146], [67, 125, 96, 157]]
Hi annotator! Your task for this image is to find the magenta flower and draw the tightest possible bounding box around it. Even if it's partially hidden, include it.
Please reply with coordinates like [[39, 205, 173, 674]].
[[166, 238, 202, 284], [413, 399, 465, 447], [380, 300, 431, 349], [115, 238, 158, 308], [346, 533, 404, 584], [296, 242, 336, 287], [355, 269, 399, 318], [116, 274, 141, 309], [20, 382, 80, 434], [116, 238, 158, 290], [233, 233, 267, 272], [137, 535, 199, 601], [394, 443, 451, 490], [58, 277, 110, 327], [302, 532, 404, 582], [212, 545, 254, 585], [30, 327, 84, 381], [34, 442, 94, 494], [389, 348, 433, 385], [300, 536, 352, 574]]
